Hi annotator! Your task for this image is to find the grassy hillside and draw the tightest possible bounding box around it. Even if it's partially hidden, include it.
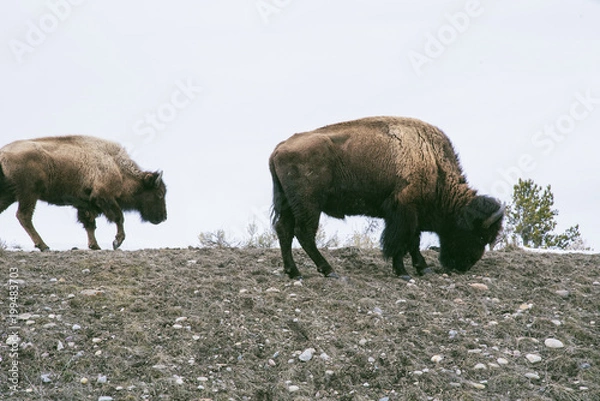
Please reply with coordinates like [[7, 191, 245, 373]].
[[1, 247, 599, 400]]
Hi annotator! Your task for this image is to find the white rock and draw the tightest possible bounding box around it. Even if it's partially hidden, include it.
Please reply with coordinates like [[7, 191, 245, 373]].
[[299, 348, 315, 362], [470, 283, 489, 291], [412, 370, 424, 376], [97, 375, 108, 384], [265, 287, 280, 293], [473, 363, 487, 370], [519, 303, 533, 311], [80, 377, 89, 384], [545, 338, 564, 348], [497, 358, 509, 365], [288, 385, 300, 392], [174, 317, 188, 323], [525, 372, 540, 380], [555, 290, 569, 298], [470, 382, 486, 389], [41, 373, 52, 383], [92, 338, 102, 343], [172, 324, 183, 329], [293, 280, 303, 287], [526, 354, 542, 363], [431, 354, 444, 363], [319, 352, 330, 361], [57, 341, 64, 351], [325, 370, 334, 376], [80, 289, 104, 296], [551, 319, 562, 326], [197, 376, 208, 382], [173, 375, 184, 385], [98, 397, 113, 401], [359, 338, 368, 346]]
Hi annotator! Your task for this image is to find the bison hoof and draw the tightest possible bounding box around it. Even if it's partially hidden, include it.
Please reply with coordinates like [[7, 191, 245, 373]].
[[399, 275, 413, 282], [89, 244, 101, 250], [286, 270, 302, 280], [326, 272, 340, 279], [418, 268, 434, 276], [37, 244, 50, 252], [112, 239, 122, 250]]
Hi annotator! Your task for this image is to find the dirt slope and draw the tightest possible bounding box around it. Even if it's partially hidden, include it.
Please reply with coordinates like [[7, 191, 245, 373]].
[[1, 247, 599, 401]]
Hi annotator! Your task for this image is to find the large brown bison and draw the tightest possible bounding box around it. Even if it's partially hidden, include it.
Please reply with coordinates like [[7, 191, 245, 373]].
[[0, 135, 167, 251], [269, 116, 504, 280]]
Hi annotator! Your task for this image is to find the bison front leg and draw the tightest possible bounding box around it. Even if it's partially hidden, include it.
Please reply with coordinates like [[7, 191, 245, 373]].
[[382, 205, 419, 281], [94, 197, 126, 250], [16, 199, 49, 251], [409, 233, 433, 276], [77, 209, 101, 250]]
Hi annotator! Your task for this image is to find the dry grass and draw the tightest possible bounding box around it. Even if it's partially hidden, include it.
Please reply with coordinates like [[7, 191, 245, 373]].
[[1, 247, 599, 400]]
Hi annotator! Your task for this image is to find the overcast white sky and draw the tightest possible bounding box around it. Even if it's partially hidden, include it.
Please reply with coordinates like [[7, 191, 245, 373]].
[[1, 0, 599, 251]]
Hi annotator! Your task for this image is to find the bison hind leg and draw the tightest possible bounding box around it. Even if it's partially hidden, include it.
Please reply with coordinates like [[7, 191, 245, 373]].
[[16, 198, 49, 251], [293, 213, 336, 278], [77, 208, 100, 250], [273, 207, 302, 279]]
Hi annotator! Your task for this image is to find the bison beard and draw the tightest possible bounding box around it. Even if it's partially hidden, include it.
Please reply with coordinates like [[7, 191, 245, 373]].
[[269, 116, 504, 281]]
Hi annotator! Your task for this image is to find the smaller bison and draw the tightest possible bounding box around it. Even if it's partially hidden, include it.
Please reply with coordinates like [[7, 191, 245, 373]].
[[0, 135, 167, 251], [269, 116, 504, 280]]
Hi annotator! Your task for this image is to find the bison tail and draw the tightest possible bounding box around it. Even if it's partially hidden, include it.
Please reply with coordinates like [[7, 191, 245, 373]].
[[269, 157, 287, 227]]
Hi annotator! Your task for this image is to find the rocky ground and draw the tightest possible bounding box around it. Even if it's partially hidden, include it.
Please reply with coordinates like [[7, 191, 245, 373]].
[[0, 247, 599, 401]]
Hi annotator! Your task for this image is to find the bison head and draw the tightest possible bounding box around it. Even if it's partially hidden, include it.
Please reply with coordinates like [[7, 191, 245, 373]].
[[439, 196, 504, 272], [137, 171, 167, 224]]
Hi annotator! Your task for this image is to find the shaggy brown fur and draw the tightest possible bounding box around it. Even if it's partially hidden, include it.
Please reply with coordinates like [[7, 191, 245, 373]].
[[269, 116, 504, 280], [0, 135, 167, 251]]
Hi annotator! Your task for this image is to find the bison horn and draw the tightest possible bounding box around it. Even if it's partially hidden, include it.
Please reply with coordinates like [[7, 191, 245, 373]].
[[155, 170, 163, 187], [482, 203, 505, 229]]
